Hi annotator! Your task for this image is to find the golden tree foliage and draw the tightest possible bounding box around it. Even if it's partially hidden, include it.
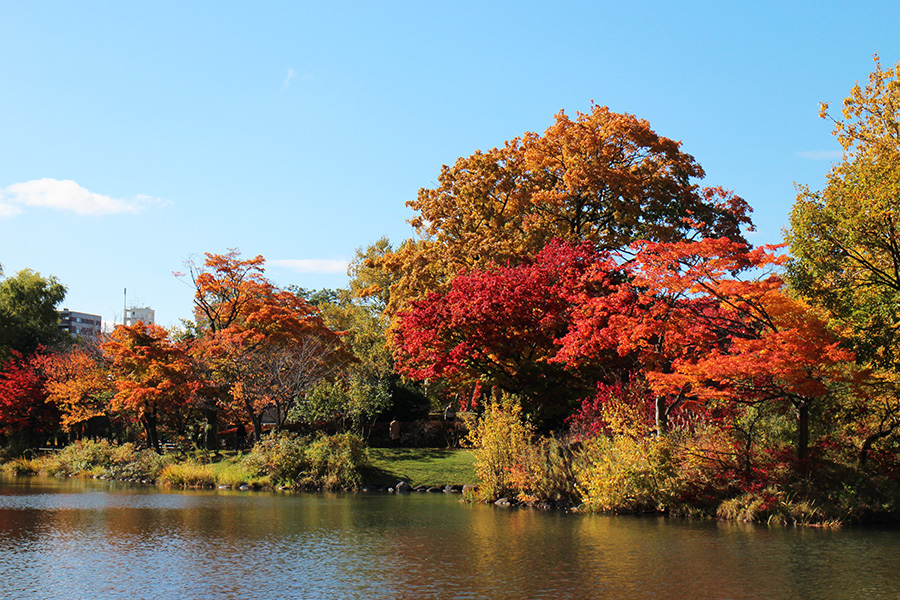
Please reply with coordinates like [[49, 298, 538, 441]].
[[820, 55, 900, 159], [789, 57, 900, 369], [383, 104, 752, 314], [787, 58, 900, 464], [573, 390, 682, 514], [465, 394, 531, 501]]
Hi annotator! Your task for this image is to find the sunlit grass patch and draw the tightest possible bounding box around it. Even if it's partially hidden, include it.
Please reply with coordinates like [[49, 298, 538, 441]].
[[158, 459, 265, 489], [365, 447, 475, 487]]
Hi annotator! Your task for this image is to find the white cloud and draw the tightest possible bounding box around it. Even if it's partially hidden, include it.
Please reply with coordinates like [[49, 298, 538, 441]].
[[282, 67, 296, 90], [270, 258, 348, 274], [0, 178, 168, 218], [796, 150, 843, 160], [0, 203, 23, 218]]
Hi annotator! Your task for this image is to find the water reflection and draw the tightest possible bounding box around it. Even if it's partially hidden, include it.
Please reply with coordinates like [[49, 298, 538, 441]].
[[0, 476, 898, 599]]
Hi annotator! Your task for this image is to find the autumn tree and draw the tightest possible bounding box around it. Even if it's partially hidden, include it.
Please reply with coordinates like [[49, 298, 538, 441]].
[[633, 239, 853, 461], [0, 352, 59, 450], [558, 237, 855, 460], [346, 237, 396, 315], [787, 57, 900, 371], [182, 250, 351, 442], [383, 104, 753, 314], [679, 293, 856, 463], [555, 241, 726, 436], [785, 57, 900, 465], [103, 322, 201, 451], [394, 240, 627, 425], [39, 344, 116, 441]]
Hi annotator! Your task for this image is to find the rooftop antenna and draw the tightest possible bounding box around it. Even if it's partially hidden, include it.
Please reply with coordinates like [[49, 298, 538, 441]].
[[123, 288, 127, 327]]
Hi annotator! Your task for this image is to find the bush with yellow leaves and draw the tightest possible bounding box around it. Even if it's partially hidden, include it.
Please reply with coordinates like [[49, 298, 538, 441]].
[[465, 393, 530, 502], [573, 390, 685, 513]]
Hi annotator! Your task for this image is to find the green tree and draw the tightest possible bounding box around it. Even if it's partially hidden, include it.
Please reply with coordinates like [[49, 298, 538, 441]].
[[786, 57, 900, 463], [291, 284, 408, 430], [291, 239, 428, 430], [787, 57, 900, 369], [0, 267, 68, 361]]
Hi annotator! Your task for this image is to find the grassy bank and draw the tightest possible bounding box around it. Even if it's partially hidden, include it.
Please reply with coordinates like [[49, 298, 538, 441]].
[[2, 433, 373, 491], [1, 437, 477, 492], [12, 432, 893, 527], [363, 448, 476, 488]]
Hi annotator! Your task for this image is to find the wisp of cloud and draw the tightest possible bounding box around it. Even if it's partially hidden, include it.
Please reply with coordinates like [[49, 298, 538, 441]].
[[0, 178, 168, 218]]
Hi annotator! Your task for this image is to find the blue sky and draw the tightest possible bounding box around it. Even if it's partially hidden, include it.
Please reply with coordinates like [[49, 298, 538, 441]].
[[1, 1, 898, 327]]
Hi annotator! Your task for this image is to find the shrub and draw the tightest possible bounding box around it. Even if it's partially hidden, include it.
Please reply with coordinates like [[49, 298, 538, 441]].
[[212, 462, 260, 488], [465, 395, 530, 502], [2, 457, 39, 476], [574, 433, 682, 513], [109, 443, 172, 480], [241, 432, 369, 490], [572, 389, 685, 514], [242, 432, 311, 484], [41, 439, 170, 480], [716, 487, 836, 526], [509, 435, 578, 507], [306, 432, 369, 490], [156, 458, 261, 489]]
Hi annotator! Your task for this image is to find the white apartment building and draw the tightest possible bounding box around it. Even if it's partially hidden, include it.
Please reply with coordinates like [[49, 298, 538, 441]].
[[125, 306, 156, 326]]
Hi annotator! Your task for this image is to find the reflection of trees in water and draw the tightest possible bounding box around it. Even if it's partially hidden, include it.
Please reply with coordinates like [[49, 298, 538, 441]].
[[0, 482, 897, 599]]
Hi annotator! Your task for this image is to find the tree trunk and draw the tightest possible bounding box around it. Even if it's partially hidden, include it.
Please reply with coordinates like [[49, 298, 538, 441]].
[[144, 411, 160, 453], [204, 405, 219, 451], [858, 426, 898, 468], [796, 401, 809, 462], [251, 413, 263, 444], [655, 396, 668, 436]]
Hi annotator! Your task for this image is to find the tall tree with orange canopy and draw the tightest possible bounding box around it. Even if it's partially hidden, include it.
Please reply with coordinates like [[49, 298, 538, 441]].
[[103, 322, 201, 451], [182, 250, 351, 442]]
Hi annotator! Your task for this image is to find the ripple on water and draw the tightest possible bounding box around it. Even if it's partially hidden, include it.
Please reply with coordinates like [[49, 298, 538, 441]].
[[0, 481, 899, 599]]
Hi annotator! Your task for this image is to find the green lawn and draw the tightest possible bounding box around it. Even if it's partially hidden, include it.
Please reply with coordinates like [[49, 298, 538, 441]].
[[364, 447, 476, 488]]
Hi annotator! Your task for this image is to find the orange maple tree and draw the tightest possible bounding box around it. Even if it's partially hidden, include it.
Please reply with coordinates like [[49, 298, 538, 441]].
[[103, 322, 201, 451], [182, 250, 351, 441], [559, 237, 855, 458], [39, 345, 114, 439]]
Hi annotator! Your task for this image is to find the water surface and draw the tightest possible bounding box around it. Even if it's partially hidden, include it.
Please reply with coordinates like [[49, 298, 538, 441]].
[[0, 476, 897, 599]]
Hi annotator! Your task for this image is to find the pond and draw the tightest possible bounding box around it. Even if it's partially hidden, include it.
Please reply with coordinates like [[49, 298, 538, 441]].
[[0, 476, 897, 599]]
